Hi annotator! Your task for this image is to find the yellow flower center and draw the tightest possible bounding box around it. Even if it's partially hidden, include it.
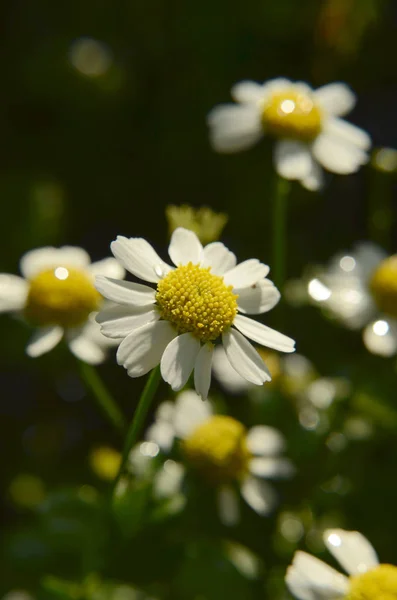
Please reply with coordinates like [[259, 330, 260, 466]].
[[25, 266, 101, 327], [261, 89, 323, 141], [369, 256, 397, 318], [181, 415, 251, 484], [347, 564, 397, 600], [156, 263, 238, 342]]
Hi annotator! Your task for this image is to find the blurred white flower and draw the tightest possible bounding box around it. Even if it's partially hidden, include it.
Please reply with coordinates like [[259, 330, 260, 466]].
[[95, 227, 295, 400], [0, 246, 124, 363], [286, 528, 397, 599], [146, 390, 294, 526], [208, 78, 370, 190], [307, 242, 397, 356]]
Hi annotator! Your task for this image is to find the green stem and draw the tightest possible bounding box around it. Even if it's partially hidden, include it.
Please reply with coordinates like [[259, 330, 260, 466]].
[[113, 365, 162, 489], [78, 361, 126, 435], [272, 175, 291, 290]]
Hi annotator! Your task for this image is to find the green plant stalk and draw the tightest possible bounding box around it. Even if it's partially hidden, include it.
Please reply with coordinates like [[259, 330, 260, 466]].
[[272, 175, 291, 290]]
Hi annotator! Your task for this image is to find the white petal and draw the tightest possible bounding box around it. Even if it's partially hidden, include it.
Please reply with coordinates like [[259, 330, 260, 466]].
[[314, 83, 356, 116], [324, 117, 371, 151], [217, 486, 240, 526], [117, 321, 177, 377], [201, 242, 237, 275], [26, 326, 63, 357], [249, 457, 294, 478], [111, 236, 172, 283], [160, 333, 201, 391], [96, 304, 159, 339], [212, 345, 251, 394], [236, 280, 280, 314], [289, 551, 349, 597], [233, 314, 295, 353], [0, 274, 28, 312], [88, 257, 126, 279], [67, 329, 107, 365], [274, 140, 312, 180], [323, 529, 379, 575], [302, 159, 324, 192], [285, 566, 316, 600], [153, 461, 185, 499], [353, 242, 387, 282], [223, 259, 270, 288], [312, 132, 368, 174], [207, 104, 262, 153], [262, 78, 293, 95], [173, 389, 213, 439], [20, 246, 90, 280], [231, 80, 266, 105], [168, 228, 203, 267], [240, 477, 276, 515], [222, 328, 271, 385], [145, 421, 175, 452], [246, 425, 285, 456], [95, 275, 156, 306], [363, 320, 397, 357], [194, 343, 213, 401]]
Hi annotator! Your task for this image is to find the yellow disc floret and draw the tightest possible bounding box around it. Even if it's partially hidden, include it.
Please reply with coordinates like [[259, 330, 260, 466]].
[[369, 255, 397, 318], [347, 564, 397, 600], [156, 263, 238, 342], [182, 415, 251, 484], [261, 89, 322, 142], [25, 266, 101, 327]]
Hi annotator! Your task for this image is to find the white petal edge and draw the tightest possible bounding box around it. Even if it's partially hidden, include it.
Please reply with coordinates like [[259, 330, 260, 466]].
[[173, 389, 213, 439], [145, 421, 175, 453], [222, 328, 271, 385], [312, 133, 368, 175], [217, 486, 240, 526], [302, 159, 324, 192], [287, 551, 349, 598], [240, 477, 277, 515], [274, 140, 312, 180], [285, 565, 316, 600], [212, 345, 251, 394], [207, 104, 263, 153], [168, 228, 203, 267], [20, 246, 91, 280], [314, 82, 356, 117], [160, 333, 201, 391], [96, 304, 160, 339], [233, 314, 295, 353], [67, 330, 107, 365], [246, 425, 285, 456], [194, 343, 213, 400], [236, 280, 280, 315], [223, 259, 270, 288], [324, 117, 371, 151], [95, 275, 156, 307], [26, 326, 64, 357], [0, 274, 28, 312], [88, 257, 126, 280], [153, 461, 185, 499], [323, 529, 379, 575], [111, 236, 172, 283], [230, 80, 266, 105], [201, 242, 237, 275], [249, 457, 295, 479]]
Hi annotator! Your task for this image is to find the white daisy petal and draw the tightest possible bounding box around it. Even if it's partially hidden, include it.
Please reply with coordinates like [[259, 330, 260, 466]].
[[20, 246, 90, 280], [212, 345, 251, 394], [194, 343, 213, 401], [323, 529, 379, 575], [95, 276, 156, 306], [96, 304, 160, 339], [246, 426, 285, 456], [302, 159, 324, 192], [236, 280, 280, 314], [0, 274, 28, 312], [223, 259, 270, 288], [217, 486, 240, 526], [233, 314, 295, 353], [201, 242, 237, 275], [111, 236, 172, 283], [160, 333, 201, 391], [26, 326, 64, 357], [207, 104, 262, 153], [117, 321, 177, 377], [325, 118, 371, 151], [145, 421, 175, 452], [363, 320, 397, 357], [168, 228, 203, 267], [240, 476, 276, 515], [314, 83, 356, 116], [285, 565, 316, 600], [174, 389, 213, 438], [67, 329, 107, 365], [88, 257, 126, 280], [231, 80, 266, 105], [153, 461, 185, 499], [222, 328, 271, 385], [249, 457, 294, 478], [354, 242, 388, 281], [262, 78, 293, 95], [312, 133, 368, 174], [274, 140, 312, 180], [289, 551, 349, 597]]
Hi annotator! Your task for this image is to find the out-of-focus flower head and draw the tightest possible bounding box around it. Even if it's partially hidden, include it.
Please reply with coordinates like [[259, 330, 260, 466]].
[[165, 205, 228, 245], [89, 446, 122, 481], [208, 78, 370, 190]]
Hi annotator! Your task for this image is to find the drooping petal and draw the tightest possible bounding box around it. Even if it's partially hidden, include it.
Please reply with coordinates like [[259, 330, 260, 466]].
[[240, 476, 276, 515], [249, 457, 295, 478], [96, 304, 159, 339], [274, 140, 313, 180], [246, 426, 285, 456], [212, 345, 251, 394], [20, 246, 90, 280], [95, 276, 156, 306], [67, 329, 107, 364], [201, 242, 237, 275], [88, 257, 126, 280], [236, 280, 280, 314], [168, 228, 203, 267], [0, 274, 28, 312], [312, 132, 368, 174], [231, 80, 266, 105], [117, 321, 177, 377], [285, 566, 316, 600], [223, 259, 270, 288], [287, 551, 349, 598], [324, 117, 371, 151], [314, 83, 356, 116], [160, 333, 201, 391], [194, 343, 213, 400], [301, 159, 324, 192], [26, 326, 64, 357], [111, 236, 172, 283], [173, 389, 213, 439], [207, 104, 262, 153], [323, 529, 379, 575], [222, 329, 271, 385], [217, 485, 240, 526], [233, 314, 295, 353]]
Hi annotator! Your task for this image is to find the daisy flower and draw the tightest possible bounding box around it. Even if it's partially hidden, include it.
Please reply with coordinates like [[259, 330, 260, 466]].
[[95, 227, 295, 399], [145, 390, 294, 526], [307, 242, 397, 356], [0, 246, 125, 363], [208, 78, 371, 190], [287, 528, 397, 600]]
